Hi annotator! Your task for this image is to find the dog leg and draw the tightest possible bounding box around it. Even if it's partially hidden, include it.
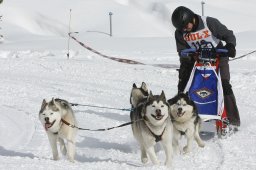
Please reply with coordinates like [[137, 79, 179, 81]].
[[146, 146, 160, 165], [194, 124, 205, 147], [173, 129, 181, 155], [140, 146, 148, 164], [162, 141, 173, 167], [47, 133, 59, 160], [67, 139, 76, 162], [183, 129, 194, 153], [59, 138, 67, 156]]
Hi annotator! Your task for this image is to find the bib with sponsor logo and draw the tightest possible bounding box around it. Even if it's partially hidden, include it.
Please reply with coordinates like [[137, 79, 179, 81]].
[[183, 16, 220, 49], [184, 64, 224, 121]]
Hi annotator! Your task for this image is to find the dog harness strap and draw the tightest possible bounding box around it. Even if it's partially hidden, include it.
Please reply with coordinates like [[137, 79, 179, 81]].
[[61, 118, 144, 131], [147, 126, 166, 143], [61, 119, 76, 128], [156, 127, 166, 142], [143, 116, 167, 142], [179, 130, 186, 136]]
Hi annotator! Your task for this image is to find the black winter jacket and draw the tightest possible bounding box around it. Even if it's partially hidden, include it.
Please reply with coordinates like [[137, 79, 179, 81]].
[[175, 14, 236, 92]]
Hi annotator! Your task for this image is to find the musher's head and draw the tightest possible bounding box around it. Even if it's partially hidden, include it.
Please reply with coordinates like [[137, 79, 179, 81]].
[[171, 6, 196, 32]]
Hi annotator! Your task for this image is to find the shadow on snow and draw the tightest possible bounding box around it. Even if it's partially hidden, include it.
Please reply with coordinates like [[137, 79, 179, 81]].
[[0, 146, 35, 158]]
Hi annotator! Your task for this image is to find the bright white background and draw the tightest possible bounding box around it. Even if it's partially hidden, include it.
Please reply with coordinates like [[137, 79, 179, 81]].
[[0, 0, 256, 169]]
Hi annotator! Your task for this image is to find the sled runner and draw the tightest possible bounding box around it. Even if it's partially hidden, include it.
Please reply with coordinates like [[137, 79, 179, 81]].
[[181, 41, 229, 138]]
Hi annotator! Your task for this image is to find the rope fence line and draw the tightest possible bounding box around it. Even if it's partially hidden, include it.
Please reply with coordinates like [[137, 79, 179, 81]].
[[68, 34, 180, 69], [230, 50, 256, 61], [69, 33, 255, 67], [69, 34, 144, 65]]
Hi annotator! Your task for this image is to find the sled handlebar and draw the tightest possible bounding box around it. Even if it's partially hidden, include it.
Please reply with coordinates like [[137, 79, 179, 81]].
[[180, 48, 228, 57]]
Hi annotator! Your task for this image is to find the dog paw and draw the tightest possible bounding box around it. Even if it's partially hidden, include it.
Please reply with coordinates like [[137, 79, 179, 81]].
[[173, 147, 182, 155], [183, 146, 191, 153], [165, 161, 172, 167], [198, 141, 205, 148], [67, 155, 75, 163], [69, 159, 75, 163], [141, 157, 148, 164], [152, 160, 160, 165], [53, 156, 60, 161]]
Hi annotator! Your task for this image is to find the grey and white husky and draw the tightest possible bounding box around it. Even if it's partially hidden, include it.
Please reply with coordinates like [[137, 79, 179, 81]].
[[168, 93, 205, 154], [130, 82, 149, 108], [130, 82, 149, 121], [39, 98, 77, 162], [131, 91, 173, 167]]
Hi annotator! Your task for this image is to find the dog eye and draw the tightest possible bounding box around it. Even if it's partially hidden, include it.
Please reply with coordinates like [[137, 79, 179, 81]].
[[42, 113, 45, 115], [50, 113, 53, 115], [161, 105, 164, 108], [152, 105, 155, 107]]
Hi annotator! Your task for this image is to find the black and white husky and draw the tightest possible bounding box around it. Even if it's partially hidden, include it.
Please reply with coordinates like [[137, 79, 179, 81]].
[[168, 93, 205, 154], [39, 98, 77, 162], [131, 91, 173, 167]]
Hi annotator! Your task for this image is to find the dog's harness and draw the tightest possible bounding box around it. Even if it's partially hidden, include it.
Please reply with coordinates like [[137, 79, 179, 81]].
[[147, 125, 166, 143], [179, 130, 186, 136], [143, 116, 167, 143], [171, 112, 200, 136]]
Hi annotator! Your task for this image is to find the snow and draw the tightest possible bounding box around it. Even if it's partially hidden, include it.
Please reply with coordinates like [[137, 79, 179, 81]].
[[0, 0, 256, 169]]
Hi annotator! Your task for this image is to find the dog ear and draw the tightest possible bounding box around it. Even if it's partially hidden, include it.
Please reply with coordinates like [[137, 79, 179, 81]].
[[149, 91, 153, 96], [141, 82, 148, 92], [50, 97, 56, 105], [39, 99, 47, 113], [167, 93, 179, 105], [133, 83, 137, 88], [160, 90, 166, 101], [167, 98, 175, 105], [148, 90, 154, 100], [60, 100, 69, 109], [147, 91, 154, 101], [49, 98, 59, 111]]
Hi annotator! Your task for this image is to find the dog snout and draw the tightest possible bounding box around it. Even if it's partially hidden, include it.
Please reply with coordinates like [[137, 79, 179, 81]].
[[178, 108, 182, 112], [156, 109, 161, 115], [45, 117, 50, 122]]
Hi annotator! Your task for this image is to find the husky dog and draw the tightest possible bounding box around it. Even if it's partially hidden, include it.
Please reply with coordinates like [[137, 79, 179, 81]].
[[39, 98, 77, 162], [130, 82, 149, 121], [132, 91, 173, 167], [168, 93, 205, 154], [130, 82, 149, 108]]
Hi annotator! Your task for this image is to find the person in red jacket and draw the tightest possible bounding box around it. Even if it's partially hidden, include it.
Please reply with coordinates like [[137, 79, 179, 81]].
[[171, 6, 240, 130]]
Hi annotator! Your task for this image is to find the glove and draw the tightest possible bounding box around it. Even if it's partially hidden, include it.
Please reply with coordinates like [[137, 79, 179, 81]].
[[179, 53, 198, 62], [225, 43, 236, 58]]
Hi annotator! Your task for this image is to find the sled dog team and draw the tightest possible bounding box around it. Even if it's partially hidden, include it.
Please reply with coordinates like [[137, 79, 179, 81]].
[[39, 82, 205, 167], [130, 82, 204, 167]]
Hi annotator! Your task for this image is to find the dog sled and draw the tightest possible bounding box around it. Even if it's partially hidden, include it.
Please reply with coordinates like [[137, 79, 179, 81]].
[[181, 41, 229, 138]]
